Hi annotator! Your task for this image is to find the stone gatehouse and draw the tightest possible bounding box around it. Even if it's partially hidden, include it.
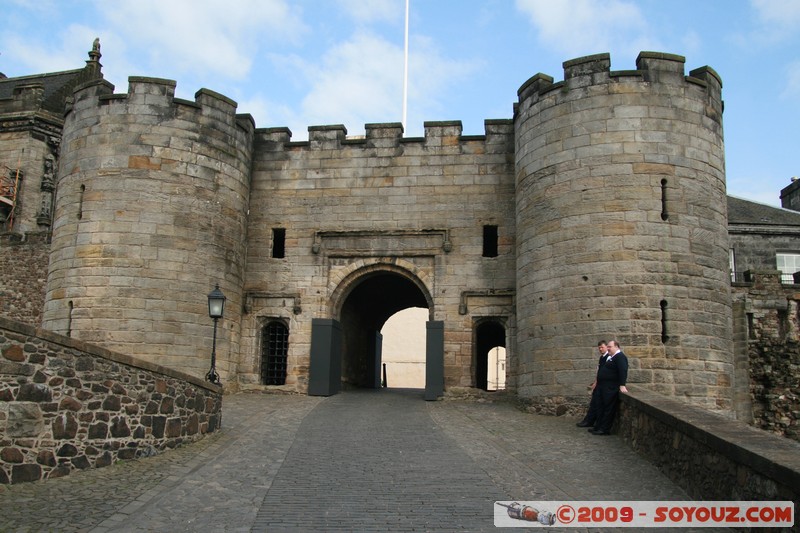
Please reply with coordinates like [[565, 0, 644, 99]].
[[3, 42, 793, 419]]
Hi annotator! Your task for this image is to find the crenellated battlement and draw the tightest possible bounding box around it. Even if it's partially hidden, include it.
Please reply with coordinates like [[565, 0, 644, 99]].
[[255, 119, 514, 153], [516, 51, 723, 124], [68, 76, 252, 134]]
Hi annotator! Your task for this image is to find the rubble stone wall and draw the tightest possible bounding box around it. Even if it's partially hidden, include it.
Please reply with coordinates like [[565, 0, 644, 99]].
[[732, 270, 800, 442], [0, 233, 50, 326], [0, 316, 222, 484]]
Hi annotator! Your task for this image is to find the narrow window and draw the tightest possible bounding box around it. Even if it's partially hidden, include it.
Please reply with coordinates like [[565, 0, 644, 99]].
[[67, 300, 74, 337], [482, 225, 498, 257], [746, 313, 755, 340], [660, 299, 669, 343], [78, 184, 86, 220], [729, 248, 736, 282], [261, 321, 289, 385], [272, 228, 286, 259], [660, 179, 669, 221]]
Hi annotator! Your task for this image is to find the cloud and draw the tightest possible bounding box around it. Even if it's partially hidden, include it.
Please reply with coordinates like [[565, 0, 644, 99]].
[[751, 0, 800, 29], [94, 0, 307, 81], [737, 0, 800, 47], [1, 23, 100, 74], [336, 0, 403, 24], [268, 31, 479, 137], [514, 0, 662, 61]]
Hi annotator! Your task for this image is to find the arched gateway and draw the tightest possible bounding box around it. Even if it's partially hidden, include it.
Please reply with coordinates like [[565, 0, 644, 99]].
[[309, 262, 443, 400]]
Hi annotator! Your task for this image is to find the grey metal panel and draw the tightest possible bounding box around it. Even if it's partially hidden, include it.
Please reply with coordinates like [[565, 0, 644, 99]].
[[373, 331, 383, 389], [425, 321, 444, 401], [308, 318, 342, 396]]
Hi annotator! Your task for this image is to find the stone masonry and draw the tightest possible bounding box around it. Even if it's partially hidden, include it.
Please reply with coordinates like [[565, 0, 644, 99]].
[[26, 49, 735, 416], [0, 316, 221, 484], [0, 233, 50, 325], [514, 53, 731, 413], [732, 270, 800, 442]]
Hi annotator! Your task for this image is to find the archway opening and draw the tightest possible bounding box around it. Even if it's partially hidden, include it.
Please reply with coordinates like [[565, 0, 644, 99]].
[[339, 272, 429, 389], [380, 307, 428, 389], [475, 321, 506, 391]]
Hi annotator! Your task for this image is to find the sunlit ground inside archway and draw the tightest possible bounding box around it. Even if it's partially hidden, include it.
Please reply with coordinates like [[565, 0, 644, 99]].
[[380, 307, 427, 388], [487, 346, 506, 391]]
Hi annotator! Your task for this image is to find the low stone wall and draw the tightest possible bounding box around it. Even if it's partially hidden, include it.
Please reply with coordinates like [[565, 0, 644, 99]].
[[0, 316, 222, 484], [618, 387, 799, 512]]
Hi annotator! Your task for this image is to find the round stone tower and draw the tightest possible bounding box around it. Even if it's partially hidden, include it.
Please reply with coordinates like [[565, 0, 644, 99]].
[[43, 76, 254, 382], [514, 52, 732, 413]]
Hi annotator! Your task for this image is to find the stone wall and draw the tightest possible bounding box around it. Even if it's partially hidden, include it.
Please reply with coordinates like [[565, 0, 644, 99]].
[[732, 270, 800, 442], [0, 232, 50, 326], [0, 95, 63, 236], [42, 77, 254, 383], [0, 316, 221, 484], [618, 387, 799, 510], [514, 52, 732, 412], [245, 120, 516, 391]]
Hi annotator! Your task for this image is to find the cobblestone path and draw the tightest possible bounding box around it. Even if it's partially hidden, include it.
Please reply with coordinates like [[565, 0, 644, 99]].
[[0, 388, 724, 532]]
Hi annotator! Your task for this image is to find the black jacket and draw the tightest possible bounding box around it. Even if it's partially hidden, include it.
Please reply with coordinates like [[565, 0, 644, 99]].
[[596, 350, 627, 386]]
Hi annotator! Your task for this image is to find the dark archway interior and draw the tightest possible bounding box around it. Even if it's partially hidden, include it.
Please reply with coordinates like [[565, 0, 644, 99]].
[[475, 321, 505, 391], [340, 272, 428, 388]]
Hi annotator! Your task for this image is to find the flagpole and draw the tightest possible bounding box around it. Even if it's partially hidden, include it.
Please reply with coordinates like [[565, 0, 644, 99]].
[[402, 0, 409, 131]]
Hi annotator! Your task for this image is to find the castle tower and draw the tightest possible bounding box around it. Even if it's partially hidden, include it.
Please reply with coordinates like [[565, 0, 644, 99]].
[[514, 53, 733, 412], [42, 76, 254, 382]]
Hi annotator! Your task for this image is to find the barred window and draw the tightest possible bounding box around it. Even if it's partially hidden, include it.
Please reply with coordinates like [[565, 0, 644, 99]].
[[261, 321, 289, 385]]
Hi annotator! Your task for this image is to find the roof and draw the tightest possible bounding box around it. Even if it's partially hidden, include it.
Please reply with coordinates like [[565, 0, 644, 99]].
[[0, 68, 99, 115], [727, 195, 800, 226], [0, 41, 103, 116]]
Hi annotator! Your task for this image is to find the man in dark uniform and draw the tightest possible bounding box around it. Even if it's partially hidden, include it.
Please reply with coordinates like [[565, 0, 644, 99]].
[[590, 339, 628, 435], [576, 340, 609, 427]]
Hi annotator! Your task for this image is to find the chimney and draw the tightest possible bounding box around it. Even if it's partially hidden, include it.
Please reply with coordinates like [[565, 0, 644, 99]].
[[780, 177, 800, 211]]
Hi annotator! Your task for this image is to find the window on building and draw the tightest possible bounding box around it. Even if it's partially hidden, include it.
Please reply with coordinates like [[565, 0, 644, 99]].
[[261, 321, 289, 385], [482, 225, 498, 257], [776, 252, 800, 283], [729, 248, 736, 282], [272, 228, 286, 259]]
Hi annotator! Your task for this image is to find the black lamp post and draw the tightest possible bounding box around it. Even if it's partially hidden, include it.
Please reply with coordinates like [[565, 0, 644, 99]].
[[206, 284, 226, 384]]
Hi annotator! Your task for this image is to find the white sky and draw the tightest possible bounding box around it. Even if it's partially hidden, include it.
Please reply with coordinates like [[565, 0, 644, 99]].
[[2, 0, 799, 206]]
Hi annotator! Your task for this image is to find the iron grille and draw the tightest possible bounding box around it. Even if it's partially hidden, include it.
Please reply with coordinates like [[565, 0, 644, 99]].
[[261, 322, 289, 385]]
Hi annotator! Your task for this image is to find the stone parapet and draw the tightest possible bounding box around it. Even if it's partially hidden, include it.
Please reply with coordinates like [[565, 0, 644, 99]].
[[0, 316, 222, 484], [255, 119, 515, 153], [619, 387, 800, 508]]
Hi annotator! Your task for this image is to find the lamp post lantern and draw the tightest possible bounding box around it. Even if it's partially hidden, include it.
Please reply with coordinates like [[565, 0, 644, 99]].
[[206, 284, 226, 384]]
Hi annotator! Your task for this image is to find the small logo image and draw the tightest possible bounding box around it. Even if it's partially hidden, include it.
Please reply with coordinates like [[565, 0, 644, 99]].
[[496, 502, 556, 525]]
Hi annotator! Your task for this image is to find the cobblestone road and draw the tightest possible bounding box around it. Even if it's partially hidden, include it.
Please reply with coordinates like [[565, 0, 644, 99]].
[[0, 388, 724, 532]]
